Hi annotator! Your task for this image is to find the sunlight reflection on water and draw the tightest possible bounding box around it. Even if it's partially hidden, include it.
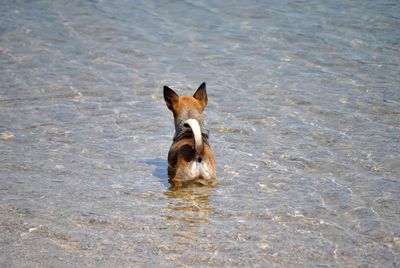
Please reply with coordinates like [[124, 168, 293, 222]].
[[1, 0, 399, 267]]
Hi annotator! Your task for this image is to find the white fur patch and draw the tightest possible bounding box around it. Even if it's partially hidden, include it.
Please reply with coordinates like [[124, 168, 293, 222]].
[[191, 161, 212, 180], [184, 118, 202, 153]]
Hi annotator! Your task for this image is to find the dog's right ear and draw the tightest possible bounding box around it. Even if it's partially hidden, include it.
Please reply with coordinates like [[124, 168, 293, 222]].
[[193, 82, 207, 108], [163, 86, 179, 112]]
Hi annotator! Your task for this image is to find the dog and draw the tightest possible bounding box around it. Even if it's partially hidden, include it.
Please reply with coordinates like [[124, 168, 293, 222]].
[[163, 82, 216, 187]]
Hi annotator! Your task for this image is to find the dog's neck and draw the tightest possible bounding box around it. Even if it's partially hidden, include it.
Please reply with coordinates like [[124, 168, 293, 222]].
[[174, 116, 204, 132]]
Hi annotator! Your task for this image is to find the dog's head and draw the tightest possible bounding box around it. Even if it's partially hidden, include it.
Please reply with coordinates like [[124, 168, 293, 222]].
[[163, 82, 208, 126]]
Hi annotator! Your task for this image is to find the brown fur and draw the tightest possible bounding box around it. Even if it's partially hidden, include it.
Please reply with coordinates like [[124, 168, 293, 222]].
[[164, 83, 216, 187]]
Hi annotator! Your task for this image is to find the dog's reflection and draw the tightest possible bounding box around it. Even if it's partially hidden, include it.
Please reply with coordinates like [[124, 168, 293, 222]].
[[163, 180, 217, 223]]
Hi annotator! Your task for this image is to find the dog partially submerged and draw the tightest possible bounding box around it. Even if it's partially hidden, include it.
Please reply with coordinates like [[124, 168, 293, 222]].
[[163, 82, 216, 187]]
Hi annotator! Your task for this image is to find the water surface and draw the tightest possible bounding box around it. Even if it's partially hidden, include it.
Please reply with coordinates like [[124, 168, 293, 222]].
[[1, 0, 399, 267]]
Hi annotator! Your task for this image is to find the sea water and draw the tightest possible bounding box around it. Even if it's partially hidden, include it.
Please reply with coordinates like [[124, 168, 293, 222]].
[[0, 1, 399, 266]]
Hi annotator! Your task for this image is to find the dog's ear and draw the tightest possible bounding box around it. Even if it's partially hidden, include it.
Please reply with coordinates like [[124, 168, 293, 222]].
[[164, 86, 179, 112], [193, 82, 207, 107]]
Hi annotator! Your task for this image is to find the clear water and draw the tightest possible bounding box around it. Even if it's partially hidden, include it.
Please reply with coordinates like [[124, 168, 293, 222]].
[[1, 0, 399, 267]]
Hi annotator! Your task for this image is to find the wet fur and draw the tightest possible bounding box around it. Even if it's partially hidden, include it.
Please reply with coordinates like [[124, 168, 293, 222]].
[[164, 83, 216, 187]]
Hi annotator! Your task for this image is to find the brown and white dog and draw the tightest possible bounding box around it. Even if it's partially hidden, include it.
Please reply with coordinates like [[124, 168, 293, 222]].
[[163, 82, 216, 187]]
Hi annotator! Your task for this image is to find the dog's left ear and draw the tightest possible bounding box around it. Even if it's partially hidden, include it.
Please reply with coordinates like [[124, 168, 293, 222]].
[[193, 82, 208, 107], [164, 86, 179, 112]]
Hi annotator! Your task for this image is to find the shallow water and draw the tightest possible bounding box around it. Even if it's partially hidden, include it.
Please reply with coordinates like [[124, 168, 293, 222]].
[[1, 0, 399, 267]]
